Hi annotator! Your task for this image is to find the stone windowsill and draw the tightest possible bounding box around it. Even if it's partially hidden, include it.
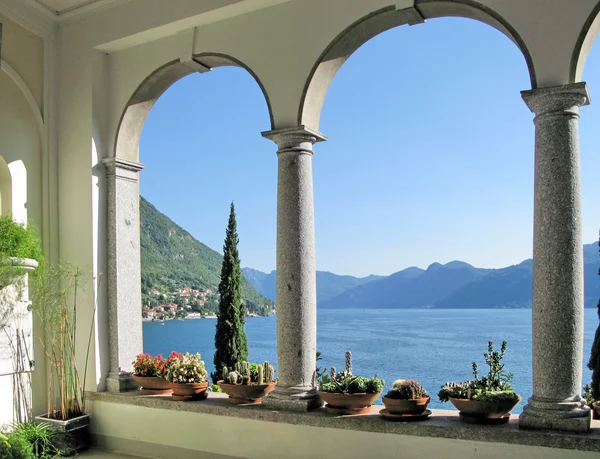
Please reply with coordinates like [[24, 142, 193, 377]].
[[87, 391, 600, 453]]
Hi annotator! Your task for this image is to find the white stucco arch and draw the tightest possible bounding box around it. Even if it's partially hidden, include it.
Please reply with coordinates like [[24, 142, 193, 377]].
[[113, 53, 274, 162], [571, 1, 600, 82], [299, 2, 535, 130], [0, 155, 11, 216]]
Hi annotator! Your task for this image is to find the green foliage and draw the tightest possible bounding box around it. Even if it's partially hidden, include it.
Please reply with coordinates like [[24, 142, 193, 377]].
[[32, 265, 99, 420], [0, 430, 34, 459], [213, 203, 248, 383], [139, 197, 274, 316], [210, 383, 223, 393], [317, 351, 384, 394], [0, 216, 44, 265], [10, 422, 60, 459], [385, 379, 429, 400], [438, 340, 518, 402], [587, 231, 600, 400]]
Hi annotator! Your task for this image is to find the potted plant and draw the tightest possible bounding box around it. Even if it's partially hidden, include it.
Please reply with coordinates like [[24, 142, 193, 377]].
[[217, 361, 277, 404], [132, 353, 171, 394], [317, 351, 384, 415], [33, 264, 100, 454], [381, 379, 430, 419], [438, 340, 520, 424], [165, 352, 209, 401], [0, 217, 43, 426]]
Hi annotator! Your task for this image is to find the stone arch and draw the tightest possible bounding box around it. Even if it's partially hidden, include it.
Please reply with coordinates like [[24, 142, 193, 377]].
[[114, 53, 274, 162], [299, 2, 536, 129], [0, 155, 11, 216], [571, 1, 600, 82]]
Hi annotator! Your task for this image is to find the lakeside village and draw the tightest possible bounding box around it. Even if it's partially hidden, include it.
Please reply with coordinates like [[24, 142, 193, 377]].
[[142, 286, 266, 321]]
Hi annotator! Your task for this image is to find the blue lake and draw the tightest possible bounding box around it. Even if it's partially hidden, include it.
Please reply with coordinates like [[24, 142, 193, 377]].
[[143, 308, 599, 412]]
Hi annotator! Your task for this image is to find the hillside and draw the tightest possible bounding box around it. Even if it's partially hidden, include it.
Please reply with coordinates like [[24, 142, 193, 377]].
[[140, 196, 274, 315], [241, 268, 384, 304]]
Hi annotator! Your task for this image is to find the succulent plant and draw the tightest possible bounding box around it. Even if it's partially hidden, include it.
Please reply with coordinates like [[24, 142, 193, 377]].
[[222, 366, 228, 382], [263, 361, 275, 383], [345, 351, 352, 374], [227, 371, 242, 385], [386, 379, 429, 400], [258, 364, 264, 385]]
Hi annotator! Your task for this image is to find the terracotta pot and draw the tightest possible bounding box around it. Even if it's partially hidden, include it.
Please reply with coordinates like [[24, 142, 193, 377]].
[[449, 396, 521, 419], [169, 381, 209, 401], [318, 391, 380, 414], [132, 375, 172, 394], [217, 381, 277, 404], [382, 396, 430, 415]]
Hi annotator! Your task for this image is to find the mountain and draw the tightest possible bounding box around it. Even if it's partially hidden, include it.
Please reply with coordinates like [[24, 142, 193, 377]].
[[321, 243, 600, 309], [140, 196, 274, 315], [319, 262, 487, 309], [437, 244, 600, 309], [241, 268, 384, 304]]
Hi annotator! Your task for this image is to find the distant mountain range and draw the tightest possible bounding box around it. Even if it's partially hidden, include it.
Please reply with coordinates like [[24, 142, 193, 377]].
[[241, 268, 384, 304], [244, 244, 600, 309]]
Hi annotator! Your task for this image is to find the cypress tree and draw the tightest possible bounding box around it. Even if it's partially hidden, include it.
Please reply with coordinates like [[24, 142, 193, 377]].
[[589, 232, 600, 400], [212, 202, 248, 383]]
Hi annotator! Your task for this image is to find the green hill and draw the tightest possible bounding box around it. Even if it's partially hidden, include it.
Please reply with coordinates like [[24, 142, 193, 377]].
[[140, 196, 274, 315]]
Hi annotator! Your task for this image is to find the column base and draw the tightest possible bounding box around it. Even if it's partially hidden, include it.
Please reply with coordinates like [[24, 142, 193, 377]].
[[519, 396, 591, 433], [263, 385, 323, 412], [106, 372, 139, 393]]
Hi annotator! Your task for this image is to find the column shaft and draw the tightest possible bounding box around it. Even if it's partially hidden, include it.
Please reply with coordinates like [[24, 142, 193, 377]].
[[262, 126, 326, 411], [519, 82, 591, 432], [103, 158, 144, 392]]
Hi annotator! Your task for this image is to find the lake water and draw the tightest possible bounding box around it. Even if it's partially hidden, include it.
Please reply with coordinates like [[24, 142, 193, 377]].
[[143, 308, 599, 412]]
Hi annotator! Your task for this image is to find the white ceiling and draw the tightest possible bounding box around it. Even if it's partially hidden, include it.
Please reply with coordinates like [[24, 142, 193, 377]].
[[34, 0, 120, 15]]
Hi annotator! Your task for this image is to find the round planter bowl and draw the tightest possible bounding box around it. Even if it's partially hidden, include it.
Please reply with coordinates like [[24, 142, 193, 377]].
[[132, 375, 172, 394], [449, 396, 521, 419], [318, 391, 380, 413], [169, 381, 209, 401], [217, 381, 277, 404], [382, 396, 430, 415]]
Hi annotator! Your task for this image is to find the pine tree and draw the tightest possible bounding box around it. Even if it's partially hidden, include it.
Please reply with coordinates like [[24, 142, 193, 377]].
[[212, 202, 248, 383]]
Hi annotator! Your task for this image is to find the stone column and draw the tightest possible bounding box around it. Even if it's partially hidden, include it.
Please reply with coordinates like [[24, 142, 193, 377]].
[[261, 126, 326, 411], [519, 83, 591, 432], [102, 158, 145, 392]]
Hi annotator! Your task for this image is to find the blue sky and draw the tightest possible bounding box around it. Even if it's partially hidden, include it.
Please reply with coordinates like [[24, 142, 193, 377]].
[[139, 18, 600, 278]]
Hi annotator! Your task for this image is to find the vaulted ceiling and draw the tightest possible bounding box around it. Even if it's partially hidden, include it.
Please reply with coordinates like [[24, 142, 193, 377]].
[[33, 0, 121, 15]]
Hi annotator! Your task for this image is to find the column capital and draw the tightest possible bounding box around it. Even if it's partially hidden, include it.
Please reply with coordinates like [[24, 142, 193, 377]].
[[102, 158, 145, 180], [262, 125, 327, 152], [521, 82, 590, 116]]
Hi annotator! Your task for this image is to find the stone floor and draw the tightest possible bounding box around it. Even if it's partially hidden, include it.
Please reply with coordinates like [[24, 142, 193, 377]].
[[77, 450, 142, 458]]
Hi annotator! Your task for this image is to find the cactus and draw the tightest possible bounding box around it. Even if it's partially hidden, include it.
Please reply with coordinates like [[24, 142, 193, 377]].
[[330, 367, 336, 380], [345, 351, 352, 375], [222, 366, 228, 382], [241, 361, 249, 377], [263, 361, 275, 383], [242, 375, 251, 385], [258, 364, 264, 385], [227, 371, 242, 385]]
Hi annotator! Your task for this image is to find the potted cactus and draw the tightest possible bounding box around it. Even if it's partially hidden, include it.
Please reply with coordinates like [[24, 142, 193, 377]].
[[132, 353, 171, 394], [165, 352, 209, 401], [438, 340, 520, 424], [381, 379, 430, 417], [217, 361, 277, 404], [317, 351, 384, 415]]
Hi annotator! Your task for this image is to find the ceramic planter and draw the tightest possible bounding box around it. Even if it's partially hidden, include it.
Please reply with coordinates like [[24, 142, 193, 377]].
[[169, 381, 209, 401], [35, 413, 90, 455], [132, 375, 172, 395], [449, 396, 521, 423], [382, 396, 430, 415], [217, 381, 277, 404], [318, 391, 380, 415]]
